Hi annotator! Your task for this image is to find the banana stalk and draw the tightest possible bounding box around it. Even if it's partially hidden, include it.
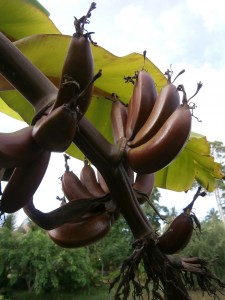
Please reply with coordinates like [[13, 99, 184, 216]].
[[74, 117, 153, 239], [0, 33, 58, 117]]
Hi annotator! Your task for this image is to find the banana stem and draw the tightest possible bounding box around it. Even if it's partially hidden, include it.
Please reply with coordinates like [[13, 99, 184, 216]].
[[0, 33, 58, 117], [76, 117, 125, 167], [74, 120, 155, 240]]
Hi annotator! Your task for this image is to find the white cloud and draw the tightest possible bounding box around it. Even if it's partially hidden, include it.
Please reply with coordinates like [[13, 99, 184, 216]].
[[187, 0, 225, 32]]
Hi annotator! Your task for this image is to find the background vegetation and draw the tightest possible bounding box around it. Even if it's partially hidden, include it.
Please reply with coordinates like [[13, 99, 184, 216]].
[[1, 186, 225, 299]]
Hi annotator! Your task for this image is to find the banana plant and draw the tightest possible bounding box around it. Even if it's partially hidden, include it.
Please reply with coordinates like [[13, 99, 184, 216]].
[[1, 1, 225, 299], [0, 1, 223, 192]]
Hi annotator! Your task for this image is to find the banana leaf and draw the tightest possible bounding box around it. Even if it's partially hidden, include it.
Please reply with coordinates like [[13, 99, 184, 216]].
[[0, 3, 223, 193]]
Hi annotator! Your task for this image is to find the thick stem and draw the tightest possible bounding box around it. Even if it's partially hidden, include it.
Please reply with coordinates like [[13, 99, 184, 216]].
[[77, 117, 125, 167], [74, 120, 154, 240], [0, 33, 57, 116], [24, 195, 109, 230]]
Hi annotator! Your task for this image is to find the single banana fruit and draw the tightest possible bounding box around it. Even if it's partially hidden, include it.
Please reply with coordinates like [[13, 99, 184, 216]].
[[51, 5, 95, 115], [110, 100, 128, 144], [125, 70, 157, 141], [0, 126, 42, 168], [97, 170, 110, 194], [157, 187, 204, 254], [80, 158, 107, 197], [32, 104, 77, 152], [126, 102, 192, 174], [0, 151, 51, 213]]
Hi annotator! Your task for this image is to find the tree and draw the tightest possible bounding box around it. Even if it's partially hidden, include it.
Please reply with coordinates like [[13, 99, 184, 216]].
[[0, 220, 98, 294], [210, 141, 225, 224], [182, 215, 225, 280]]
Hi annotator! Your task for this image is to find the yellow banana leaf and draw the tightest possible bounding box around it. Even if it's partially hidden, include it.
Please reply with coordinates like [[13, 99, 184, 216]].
[[155, 133, 224, 192], [0, 3, 223, 192], [0, 34, 166, 135], [0, 0, 60, 41]]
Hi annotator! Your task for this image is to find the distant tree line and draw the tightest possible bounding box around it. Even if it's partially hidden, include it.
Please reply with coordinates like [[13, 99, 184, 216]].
[[1, 187, 225, 297]]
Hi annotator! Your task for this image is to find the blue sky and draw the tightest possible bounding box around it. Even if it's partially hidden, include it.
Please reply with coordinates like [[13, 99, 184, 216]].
[[1, 0, 225, 224]]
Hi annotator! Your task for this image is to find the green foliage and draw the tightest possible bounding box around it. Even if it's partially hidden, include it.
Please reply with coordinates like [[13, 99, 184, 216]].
[[182, 216, 225, 280], [0, 0, 60, 41], [0, 223, 98, 294], [89, 216, 133, 275]]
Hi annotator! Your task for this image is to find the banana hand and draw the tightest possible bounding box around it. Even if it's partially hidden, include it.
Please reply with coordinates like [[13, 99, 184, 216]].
[[62, 169, 93, 201], [48, 211, 112, 248], [126, 102, 192, 174], [130, 82, 181, 147], [125, 70, 157, 141], [80, 158, 107, 198]]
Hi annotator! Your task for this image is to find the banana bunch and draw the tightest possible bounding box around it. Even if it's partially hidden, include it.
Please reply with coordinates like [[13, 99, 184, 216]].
[[111, 68, 198, 174], [48, 155, 115, 248]]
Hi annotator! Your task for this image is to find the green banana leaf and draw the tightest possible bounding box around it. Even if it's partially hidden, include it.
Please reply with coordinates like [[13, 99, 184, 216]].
[[0, 0, 60, 41], [155, 132, 224, 192], [0, 3, 223, 193]]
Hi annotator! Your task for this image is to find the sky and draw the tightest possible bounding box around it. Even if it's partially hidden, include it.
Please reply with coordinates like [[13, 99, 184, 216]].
[[1, 0, 225, 225]]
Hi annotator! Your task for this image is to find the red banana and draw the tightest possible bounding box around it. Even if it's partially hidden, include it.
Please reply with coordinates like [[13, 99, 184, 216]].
[[97, 170, 110, 194], [133, 173, 155, 195], [61, 169, 93, 201], [80, 158, 107, 197], [48, 211, 112, 248], [157, 213, 194, 255], [125, 70, 157, 141], [51, 6, 95, 115], [130, 82, 181, 147], [126, 102, 192, 174], [157, 187, 204, 254], [110, 100, 128, 144], [0, 126, 42, 168], [32, 104, 77, 152], [133, 173, 155, 204], [0, 151, 51, 213]]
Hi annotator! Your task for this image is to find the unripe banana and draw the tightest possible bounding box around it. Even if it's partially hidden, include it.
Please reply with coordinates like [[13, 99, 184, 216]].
[[32, 104, 77, 152], [125, 70, 157, 141], [110, 100, 128, 144], [126, 102, 192, 174], [48, 211, 112, 248], [130, 83, 181, 147], [61, 169, 93, 201], [0, 126, 42, 168], [80, 158, 107, 197], [0, 151, 51, 213]]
